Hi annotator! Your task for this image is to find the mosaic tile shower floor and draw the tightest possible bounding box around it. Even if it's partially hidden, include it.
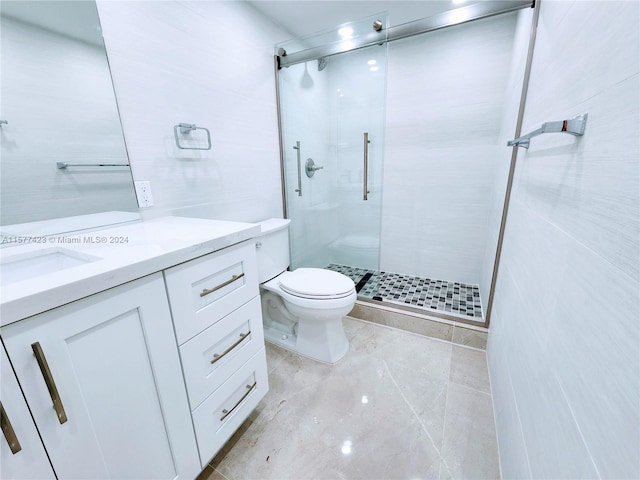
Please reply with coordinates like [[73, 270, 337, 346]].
[[326, 263, 484, 320]]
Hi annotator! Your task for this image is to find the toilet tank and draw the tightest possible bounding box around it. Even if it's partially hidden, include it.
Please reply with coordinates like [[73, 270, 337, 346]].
[[255, 218, 291, 283]]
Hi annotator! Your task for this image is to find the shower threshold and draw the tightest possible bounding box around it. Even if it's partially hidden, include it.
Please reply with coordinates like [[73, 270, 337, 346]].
[[326, 264, 484, 323]]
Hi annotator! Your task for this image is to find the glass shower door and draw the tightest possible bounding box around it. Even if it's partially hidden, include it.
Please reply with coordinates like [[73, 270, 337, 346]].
[[278, 42, 386, 274]]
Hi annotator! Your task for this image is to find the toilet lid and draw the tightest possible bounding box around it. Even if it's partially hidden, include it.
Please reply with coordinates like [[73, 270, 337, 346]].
[[279, 268, 355, 298]]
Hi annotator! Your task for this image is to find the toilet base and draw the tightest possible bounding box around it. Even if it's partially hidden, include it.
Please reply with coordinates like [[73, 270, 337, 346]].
[[261, 291, 350, 364], [263, 326, 349, 365]]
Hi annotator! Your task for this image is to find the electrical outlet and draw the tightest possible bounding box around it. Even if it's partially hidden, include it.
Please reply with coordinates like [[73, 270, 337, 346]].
[[134, 180, 154, 208]]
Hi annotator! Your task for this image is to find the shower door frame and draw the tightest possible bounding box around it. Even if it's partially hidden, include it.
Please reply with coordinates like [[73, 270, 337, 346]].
[[273, 0, 539, 329]]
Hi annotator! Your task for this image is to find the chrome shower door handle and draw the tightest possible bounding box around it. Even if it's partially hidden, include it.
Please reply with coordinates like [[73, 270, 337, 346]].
[[294, 141, 302, 196], [363, 132, 370, 201]]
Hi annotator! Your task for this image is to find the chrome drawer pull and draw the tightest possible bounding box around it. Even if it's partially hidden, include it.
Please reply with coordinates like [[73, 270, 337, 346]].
[[211, 331, 251, 365], [31, 342, 68, 424], [200, 273, 245, 298], [220, 382, 257, 421], [0, 402, 22, 454]]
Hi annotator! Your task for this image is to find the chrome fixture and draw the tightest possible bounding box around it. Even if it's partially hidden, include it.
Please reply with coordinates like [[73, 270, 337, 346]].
[[507, 113, 588, 149], [373, 20, 383, 31], [0, 120, 7, 128], [220, 382, 256, 421], [200, 273, 245, 298], [173, 123, 212, 150], [293, 141, 302, 196], [317, 57, 327, 71], [277, 0, 532, 69], [57, 162, 129, 169], [210, 331, 251, 365], [363, 132, 370, 201], [305, 158, 323, 177]]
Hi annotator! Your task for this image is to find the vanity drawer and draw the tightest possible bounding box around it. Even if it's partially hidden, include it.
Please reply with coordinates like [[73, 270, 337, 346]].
[[192, 347, 268, 466], [165, 240, 259, 344], [180, 295, 264, 410]]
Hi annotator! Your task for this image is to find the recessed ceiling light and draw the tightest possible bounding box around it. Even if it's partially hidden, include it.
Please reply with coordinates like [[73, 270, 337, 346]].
[[341, 440, 353, 455], [367, 59, 377, 65]]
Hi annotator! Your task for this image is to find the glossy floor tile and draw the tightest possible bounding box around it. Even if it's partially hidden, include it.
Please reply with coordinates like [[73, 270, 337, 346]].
[[199, 317, 499, 480]]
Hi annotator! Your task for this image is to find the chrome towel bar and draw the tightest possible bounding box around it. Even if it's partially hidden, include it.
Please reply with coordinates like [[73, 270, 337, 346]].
[[174, 123, 212, 150], [57, 162, 129, 169], [507, 113, 588, 149]]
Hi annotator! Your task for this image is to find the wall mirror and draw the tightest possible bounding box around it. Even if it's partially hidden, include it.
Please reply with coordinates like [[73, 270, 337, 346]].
[[0, 0, 139, 238]]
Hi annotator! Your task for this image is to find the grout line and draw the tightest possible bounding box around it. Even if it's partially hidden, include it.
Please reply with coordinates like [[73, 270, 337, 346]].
[[556, 374, 602, 479], [382, 358, 456, 479], [511, 197, 639, 286], [508, 365, 534, 479], [212, 467, 232, 480], [448, 378, 493, 398], [440, 345, 454, 480], [485, 347, 504, 480]]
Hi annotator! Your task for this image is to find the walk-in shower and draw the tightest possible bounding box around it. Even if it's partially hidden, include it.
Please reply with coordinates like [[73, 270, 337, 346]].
[[275, 1, 534, 327]]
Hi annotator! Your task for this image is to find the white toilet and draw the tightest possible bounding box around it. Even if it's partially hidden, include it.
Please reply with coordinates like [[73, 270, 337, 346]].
[[255, 218, 356, 364]]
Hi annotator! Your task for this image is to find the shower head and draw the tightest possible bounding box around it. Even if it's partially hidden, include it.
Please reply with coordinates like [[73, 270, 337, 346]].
[[317, 57, 327, 71]]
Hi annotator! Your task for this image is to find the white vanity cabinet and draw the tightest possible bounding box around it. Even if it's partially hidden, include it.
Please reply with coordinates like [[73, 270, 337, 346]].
[[0, 219, 269, 479], [1, 273, 201, 480], [164, 240, 269, 467], [1, 346, 56, 480]]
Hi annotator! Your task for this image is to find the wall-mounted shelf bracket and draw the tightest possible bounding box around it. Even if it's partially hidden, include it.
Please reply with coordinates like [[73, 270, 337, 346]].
[[507, 113, 588, 149]]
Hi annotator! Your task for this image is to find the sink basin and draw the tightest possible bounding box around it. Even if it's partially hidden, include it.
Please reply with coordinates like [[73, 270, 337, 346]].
[[0, 248, 100, 286]]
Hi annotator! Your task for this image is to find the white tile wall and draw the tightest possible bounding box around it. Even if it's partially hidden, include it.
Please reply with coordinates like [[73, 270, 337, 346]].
[[381, 12, 519, 288], [479, 8, 534, 304], [0, 16, 138, 225], [488, 1, 640, 478], [95, 0, 286, 224]]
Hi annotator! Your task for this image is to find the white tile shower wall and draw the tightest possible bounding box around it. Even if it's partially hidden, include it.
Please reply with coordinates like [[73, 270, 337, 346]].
[[488, 1, 640, 478], [479, 8, 534, 305], [381, 13, 518, 288], [95, 1, 286, 224], [0, 17, 138, 225]]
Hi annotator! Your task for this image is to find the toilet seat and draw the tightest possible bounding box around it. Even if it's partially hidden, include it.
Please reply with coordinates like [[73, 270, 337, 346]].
[[278, 268, 355, 299]]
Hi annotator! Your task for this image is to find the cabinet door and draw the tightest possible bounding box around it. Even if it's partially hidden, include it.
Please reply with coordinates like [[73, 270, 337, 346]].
[[1, 273, 200, 480], [1, 345, 56, 480]]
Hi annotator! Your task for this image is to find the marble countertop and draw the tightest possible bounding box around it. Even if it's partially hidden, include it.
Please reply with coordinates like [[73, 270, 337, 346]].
[[0, 216, 260, 326]]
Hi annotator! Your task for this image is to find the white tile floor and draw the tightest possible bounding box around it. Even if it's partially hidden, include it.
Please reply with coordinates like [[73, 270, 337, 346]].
[[198, 317, 500, 480]]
